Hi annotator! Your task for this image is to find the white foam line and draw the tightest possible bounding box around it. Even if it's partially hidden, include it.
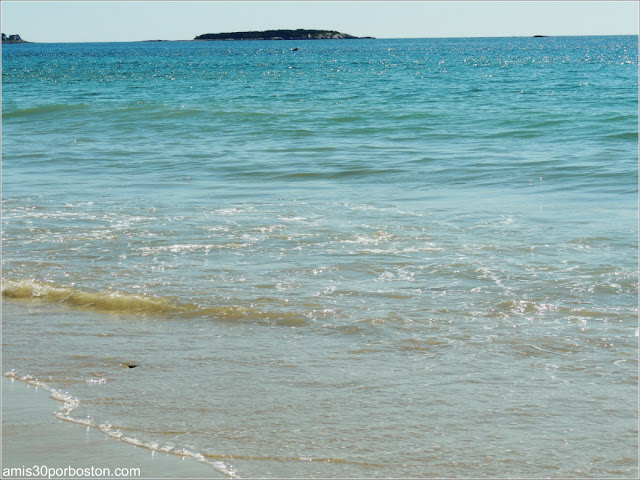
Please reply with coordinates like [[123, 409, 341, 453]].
[[3, 370, 239, 478]]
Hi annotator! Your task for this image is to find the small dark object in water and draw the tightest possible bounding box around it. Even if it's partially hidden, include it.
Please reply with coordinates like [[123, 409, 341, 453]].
[[291, 47, 299, 51], [128, 364, 138, 368]]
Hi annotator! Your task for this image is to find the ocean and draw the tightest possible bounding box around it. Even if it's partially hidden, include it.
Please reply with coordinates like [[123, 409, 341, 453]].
[[2, 36, 638, 478]]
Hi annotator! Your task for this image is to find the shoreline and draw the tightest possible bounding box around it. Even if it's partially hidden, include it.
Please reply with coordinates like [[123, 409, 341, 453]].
[[1, 376, 224, 479]]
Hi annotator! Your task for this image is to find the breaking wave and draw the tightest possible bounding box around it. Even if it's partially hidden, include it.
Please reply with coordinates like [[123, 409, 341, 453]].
[[1, 278, 307, 326]]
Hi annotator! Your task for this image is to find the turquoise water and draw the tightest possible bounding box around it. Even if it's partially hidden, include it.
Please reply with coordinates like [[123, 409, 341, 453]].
[[2, 36, 638, 477]]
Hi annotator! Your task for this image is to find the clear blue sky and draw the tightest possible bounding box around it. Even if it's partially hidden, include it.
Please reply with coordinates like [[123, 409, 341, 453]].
[[1, 1, 638, 43]]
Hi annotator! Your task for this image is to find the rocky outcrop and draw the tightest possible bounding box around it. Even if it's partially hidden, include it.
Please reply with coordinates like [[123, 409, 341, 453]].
[[2, 33, 29, 44], [194, 29, 372, 41]]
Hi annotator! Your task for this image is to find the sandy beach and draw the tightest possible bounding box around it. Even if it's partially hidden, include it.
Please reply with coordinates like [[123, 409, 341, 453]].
[[1, 376, 223, 479]]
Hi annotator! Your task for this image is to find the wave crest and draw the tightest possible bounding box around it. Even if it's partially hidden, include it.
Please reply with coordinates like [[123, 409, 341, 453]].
[[2, 278, 184, 314], [2, 278, 307, 326]]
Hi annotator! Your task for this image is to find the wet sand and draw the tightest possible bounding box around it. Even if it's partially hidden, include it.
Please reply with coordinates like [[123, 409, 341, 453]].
[[1, 376, 223, 478]]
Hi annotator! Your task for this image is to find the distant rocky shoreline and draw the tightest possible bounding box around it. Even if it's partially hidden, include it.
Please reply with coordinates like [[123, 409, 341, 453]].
[[2, 33, 30, 44], [194, 29, 373, 41], [2, 30, 371, 44]]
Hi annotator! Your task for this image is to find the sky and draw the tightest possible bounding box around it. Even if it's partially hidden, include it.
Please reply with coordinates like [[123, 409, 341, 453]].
[[1, 1, 638, 43]]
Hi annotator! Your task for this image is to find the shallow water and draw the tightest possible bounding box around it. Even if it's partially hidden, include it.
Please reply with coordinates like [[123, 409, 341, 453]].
[[2, 36, 638, 477]]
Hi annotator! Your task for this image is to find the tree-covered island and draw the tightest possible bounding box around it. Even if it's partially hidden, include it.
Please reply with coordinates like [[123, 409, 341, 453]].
[[2, 33, 30, 44], [194, 29, 372, 41]]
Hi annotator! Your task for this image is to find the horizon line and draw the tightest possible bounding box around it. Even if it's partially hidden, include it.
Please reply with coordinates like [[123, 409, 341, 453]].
[[3, 33, 638, 45]]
